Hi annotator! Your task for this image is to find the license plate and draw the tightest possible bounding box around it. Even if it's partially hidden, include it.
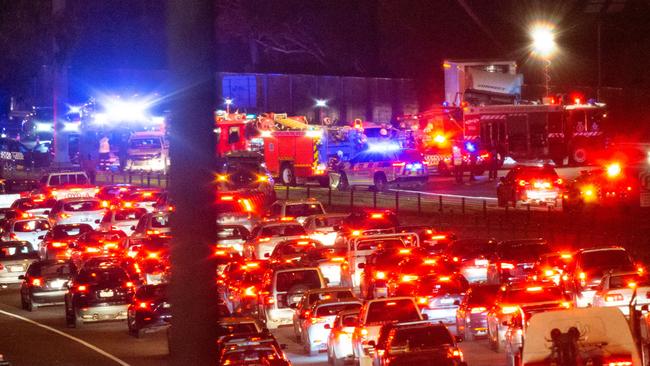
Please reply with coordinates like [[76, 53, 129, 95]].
[[80, 217, 92, 222], [291, 295, 302, 303], [49, 279, 66, 289], [440, 298, 454, 305], [99, 290, 114, 298], [10, 265, 23, 272]]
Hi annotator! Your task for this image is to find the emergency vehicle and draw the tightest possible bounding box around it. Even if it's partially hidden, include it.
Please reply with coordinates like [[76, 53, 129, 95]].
[[126, 131, 169, 173], [214, 112, 251, 156]]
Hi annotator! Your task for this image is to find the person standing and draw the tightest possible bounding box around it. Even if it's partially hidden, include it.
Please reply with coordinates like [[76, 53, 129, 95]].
[[98, 135, 110, 169], [452, 144, 463, 184], [488, 146, 499, 181]]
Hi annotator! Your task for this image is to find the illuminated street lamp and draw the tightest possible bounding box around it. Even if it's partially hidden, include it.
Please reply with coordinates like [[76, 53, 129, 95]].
[[530, 23, 557, 98], [225, 98, 233, 113], [314, 99, 328, 124], [315, 99, 327, 108]]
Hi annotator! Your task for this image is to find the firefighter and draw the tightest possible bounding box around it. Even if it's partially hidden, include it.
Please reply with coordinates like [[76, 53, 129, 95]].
[[452, 144, 463, 184], [489, 146, 499, 181], [468, 149, 478, 182]]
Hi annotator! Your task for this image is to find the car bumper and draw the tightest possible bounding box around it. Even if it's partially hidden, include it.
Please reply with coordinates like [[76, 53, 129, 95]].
[[422, 307, 458, 325], [523, 190, 558, 203], [307, 326, 331, 351], [78, 304, 128, 322], [332, 335, 354, 360], [32, 290, 67, 304], [127, 159, 166, 172], [135, 312, 171, 330], [576, 290, 597, 308]]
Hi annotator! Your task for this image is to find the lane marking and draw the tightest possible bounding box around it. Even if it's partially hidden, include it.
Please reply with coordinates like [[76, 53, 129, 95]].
[[0, 309, 130, 366]]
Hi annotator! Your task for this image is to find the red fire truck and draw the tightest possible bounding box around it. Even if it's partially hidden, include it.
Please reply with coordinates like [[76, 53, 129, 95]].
[[214, 112, 251, 156]]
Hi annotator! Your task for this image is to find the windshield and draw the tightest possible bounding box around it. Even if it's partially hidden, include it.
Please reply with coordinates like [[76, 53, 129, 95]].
[[504, 287, 564, 304], [467, 285, 501, 305], [130, 138, 161, 149], [582, 250, 633, 270], [30, 262, 73, 277], [217, 323, 259, 337], [0, 244, 37, 259], [357, 239, 405, 251], [390, 326, 453, 350], [285, 203, 324, 217], [609, 274, 650, 289], [77, 267, 128, 286], [151, 215, 170, 228], [449, 239, 496, 258], [63, 201, 101, 212], [260, 225, 305, 237], [419, 276, 468, 295], [366, 299, 420, 324]]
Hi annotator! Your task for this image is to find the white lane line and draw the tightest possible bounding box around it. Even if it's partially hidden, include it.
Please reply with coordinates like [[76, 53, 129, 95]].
[[389, 188, 498, 201], [0, 309, 130, 366]]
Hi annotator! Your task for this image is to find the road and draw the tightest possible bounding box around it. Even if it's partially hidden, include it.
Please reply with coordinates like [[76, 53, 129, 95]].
[[0, 286, 507, 366]]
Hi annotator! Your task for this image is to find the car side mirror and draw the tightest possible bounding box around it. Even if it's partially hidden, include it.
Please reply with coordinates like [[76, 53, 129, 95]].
[[324, 323, 331, 329], [18, 275, 25, 280], [357, 263, 365, 269], [37, 235, 44, 240], [94, 219, 100, 224], [264, 253, 270, 258], [43, 210, 50, 215]]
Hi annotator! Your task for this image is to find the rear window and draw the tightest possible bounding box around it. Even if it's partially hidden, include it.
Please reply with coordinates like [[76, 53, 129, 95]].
[[0, 244, 37, 259], [419, 276, 468, 295], [135, 284, 168, 298], [52, 225, 92, 239], [316, 302, 361, 317], [449, 239, 496, 258], [13, 220, 50, 232], [357, 239, 404, 251], [467, 285, 501, 305], [217, 226, 249, 240], [390, 326, 453, 350], [504, 286, 564, 303], [12, 199, 55, 211], [308, 290, 355, 304], [63, 201, 101, 212], [125, 191, 162, 202], [260, 225, 306, 237], [276, 270, 322, 292], [28, 262, 73, 277], [366, 299, 420, 324], [84, 231, 125, 242], [151, 215, 170, 228], [518, 167, 559, 180], [114, 208, 147, 221], [582, 250, 633, 270], [217, 323, 259, 337], [609, 274, 650, 289], [77, 267, 128, 286], [314, 216, 345, 228], [130, 138, 161, 149], [285, 203, 324, 217], [215, 202, 244, 214], [498, 242, 550, 261]]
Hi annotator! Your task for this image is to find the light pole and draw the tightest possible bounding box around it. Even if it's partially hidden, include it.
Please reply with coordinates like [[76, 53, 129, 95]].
[[315, 99, 327, 124], [530, 23, 557, 98], [225, 98, 233, 114]]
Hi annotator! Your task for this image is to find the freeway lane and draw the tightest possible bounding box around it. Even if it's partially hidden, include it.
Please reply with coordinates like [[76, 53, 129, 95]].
[[0, 286, 507, 366]]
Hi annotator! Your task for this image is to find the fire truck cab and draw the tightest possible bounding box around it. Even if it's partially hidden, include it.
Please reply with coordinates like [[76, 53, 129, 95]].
[[214, 112, 251, 156]]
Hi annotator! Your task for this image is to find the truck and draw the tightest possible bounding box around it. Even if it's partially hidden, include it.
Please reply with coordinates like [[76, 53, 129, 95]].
[[214, 112, 251, 156], [126, 131, 169, 173]]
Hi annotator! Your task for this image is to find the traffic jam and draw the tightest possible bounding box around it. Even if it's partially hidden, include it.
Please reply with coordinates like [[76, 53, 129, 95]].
[[0, 140, 648, 366]]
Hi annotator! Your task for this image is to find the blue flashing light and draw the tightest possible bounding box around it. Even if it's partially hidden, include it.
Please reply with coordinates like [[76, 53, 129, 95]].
[[442, 101, 449, 107], [465, 142, 476, 153], [246, 114, 256, 119], [367, 142, 401, 153]]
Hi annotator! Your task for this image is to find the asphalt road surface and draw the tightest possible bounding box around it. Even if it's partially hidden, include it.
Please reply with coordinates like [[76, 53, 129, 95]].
[[0, 286, 507, 366]]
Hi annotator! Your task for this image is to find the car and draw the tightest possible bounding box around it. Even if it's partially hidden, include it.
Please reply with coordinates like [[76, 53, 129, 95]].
[[292, 287, 356, 343], [98, 207, 147, 236], [0, 178, 39, 209], [48, 197, 106, 229], [330, 148, 428, 191], [486, 239, 551, 285], [303, 213, 347, 246], [300, 299, 363, 356], [410, 273, 469, 331], [1, 218, 51, 251], [215, 192, 259, 232], [370, 321, 466, 366], [257, 266, 328, 329], [359, 247, 416, 299], [267, 199, 326, 225], [592, 271, 650, 317], [10, 197, 56, 218], [456, 284, 501, 341], [69, 230, 127, 268], [216, 225, 250, 255], [38, 223, 93, 260], [339, 210, 399, 238], [129, 212, 171, 243], [0, 241, 39, 287], [121, 189, 163, 213], [351, 297, 424, 364], [446, 239, 497, 283], [127, 283, 171, 337], [174, 316, 268, 356], [504, 307, 526, 366], [486, 283, 569, 352], [496, 165, 562, 207], [562, 164, 638, 211], [563, 246, 636, 308], [65, 262, 135, 327], [529, 252, 573, 285], [217, 333, 290, 366], [268, 238, 322, 264], [299, 246, 348, 287], [96, 184, 137, 203], [39, 171, 96, 200], [19, 260, 75, 311], [244, 221, 308, 260], [0, 208, 28, 226], [216, 151, 277, 207], [326, 309, 360, 366]]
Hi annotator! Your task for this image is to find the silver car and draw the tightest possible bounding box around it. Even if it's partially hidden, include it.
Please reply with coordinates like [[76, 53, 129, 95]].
[[244, 221, 307, 260], [301, 299, 362, 356], [0, 241, 39, 286], [303, 214, 347, 246], [48, 198, 106, 230], [98, 207, 147, 236], [1, 218, 51, 251]]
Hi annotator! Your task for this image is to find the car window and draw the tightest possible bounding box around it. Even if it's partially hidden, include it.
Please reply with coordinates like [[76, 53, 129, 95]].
[[503, 287, 564, 303], [609, 274, 650, 289], [285, 203, 324, 217], [63, 201, 101, 212], [357, 239, 404, 251], [52, 225, 91, 239], [29, 262, 72, 277], [77, 267, 128, 286], [366, 299, 420, 324], [114, 208, 147, 221], [275, 270, 321, 292], [269, 204, 282, 216], [130, 138, 161, 149], [498, 242, 550, 261], [390, 326, 453, 349], [581, 250, 632, 270], [217, 322, 258, 337], [0, 244, 37, 259], [217, 226, 249, 240], [315, 302, 361, 317], [341, 313, 359, 327], [466, 285, 500, 305], [151, 215, 170, 228], [13, 220, 50, 232], [260, 225, 304, 237]]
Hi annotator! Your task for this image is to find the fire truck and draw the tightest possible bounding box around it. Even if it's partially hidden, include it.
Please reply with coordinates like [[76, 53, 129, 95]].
[[464, 101, 607, 166], [214, 112, 252, 156]]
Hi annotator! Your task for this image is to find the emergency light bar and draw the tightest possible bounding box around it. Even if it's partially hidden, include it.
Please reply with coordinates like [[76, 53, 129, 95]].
[[367, 143, 400, 152]]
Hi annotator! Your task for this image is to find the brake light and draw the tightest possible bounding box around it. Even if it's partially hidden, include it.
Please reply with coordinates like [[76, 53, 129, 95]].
[[280, 217, 294, 221], [245, 262, 260, 269], [452, 256, 459, 262], [431, 235, 447, 240], [579, 272, 586, 280], [351, 230, 361, 236], [401, 274, 418, 282], [244, 286, 256, 297], [470, 307, 486, 314], [605, 358, 632, 366], [0, 263, 3, 270], [438, 276, 451, 282], [360, 328, 368, 337], [417, 296, 429, 305], [214, 250, 226, 256], [51, 242, 67, 248], [100, 200, 110, 208], [556, 178, 563, 185], [450, 348, 463, 359], [375, 271, 386, 280], [370, 213, 384, 219], [220, 195, 234, 201], [125, 281, 134, 288], [526, 286, 543, 292], [518, 180, 527, 187], [134, 263, 141, 273], [423, 258, 436, 265], [398, 248, 411, 255], [533, 181, 552, 189], [139, 301, 151, 309], [561, 301, 572, 309], [258, 237, 271, 242], [123, 202, 134, 208], [501, 306, 518, 314], [146, 230, 161, 235], [59, 213, 71, 219], [265, 297, 275, 305], [544, 269, 555, 277], [85, 247, 101, 253], [605, 293, 624, 302], [31, 278, 43, 287], [331, 257, 345, 262], [560, 253, 572, 260], [76, 285, 88, 292], [500, 262, 515, 270], [392, 162, 405, 167]]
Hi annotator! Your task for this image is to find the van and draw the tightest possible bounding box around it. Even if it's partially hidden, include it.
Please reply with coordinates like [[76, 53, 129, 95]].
[[126, 132, 169, 173], [258, 266, 327, 329]]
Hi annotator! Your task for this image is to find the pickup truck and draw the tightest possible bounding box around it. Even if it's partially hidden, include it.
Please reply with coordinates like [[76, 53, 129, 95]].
[[39, 172, 97, 200], [0, 179, 39, 208]]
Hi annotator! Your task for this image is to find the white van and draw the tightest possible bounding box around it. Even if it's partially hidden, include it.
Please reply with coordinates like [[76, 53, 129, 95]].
[[126, 132, 169, 173]]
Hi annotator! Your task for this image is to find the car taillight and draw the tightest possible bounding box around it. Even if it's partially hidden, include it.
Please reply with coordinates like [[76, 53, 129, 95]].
[[605, 293, 624, 302], [0, 263, 4, 270], [375, 271, 386, 280], [449, 348, 463, 359], [401, 274, 418, 282], [76, 285, 88, 292], [470, 307, 486, 314], [59, 213, 71, 219], [258, 237, 271, 242], [310, 316, 326, 324], [146, 230, 161, 235], [9, 233, 17, 239], [85, 247, 101, 253], [360, 327, 368, 339], [244, 286, 256, 297], [500, 262, 515, 270], [518, 180, 527, 187], [138, 301, 152, 310], [51, 242, 67, 248], [555, 178, 563, 185], [533, 181, 552, 189], [604, 357, 632, 366], [125, 281, 135, 288], [501, 306, 518, 314], [31, 278, 43, 287], [417, 296, 429, 305], [392, 162, 405, 167], [265, 297, 275, 305]]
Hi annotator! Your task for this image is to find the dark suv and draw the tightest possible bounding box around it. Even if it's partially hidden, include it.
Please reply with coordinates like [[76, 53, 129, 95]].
[[486, 239, 551, 285], [65, 263, 134, 327]]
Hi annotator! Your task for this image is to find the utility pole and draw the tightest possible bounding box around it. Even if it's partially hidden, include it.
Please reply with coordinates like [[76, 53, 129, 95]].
[[167, 1, 218, 365], [52, 0, 69, 164]]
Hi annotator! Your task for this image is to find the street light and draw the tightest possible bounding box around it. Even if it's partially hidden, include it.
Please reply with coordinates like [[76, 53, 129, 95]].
[[225, 98, 233, 113], [530, 22, 557, 98], [315, 99, 327, 108], [314, 99, 328, 124]]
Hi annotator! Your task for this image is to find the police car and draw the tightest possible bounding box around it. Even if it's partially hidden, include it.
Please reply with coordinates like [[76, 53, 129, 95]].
[[329, 145, 427, 191], [0, 138, 30, 174]]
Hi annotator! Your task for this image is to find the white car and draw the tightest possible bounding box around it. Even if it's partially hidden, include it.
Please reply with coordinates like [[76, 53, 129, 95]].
[[292, 287, 356, 344], [302, 214, 347, 246], [244, 221, 307, 260], [129, 212, 171, 242], [1, 218, 51, 251], [592, 271, 650, 317], [326, 309, 360, 366], [267, 199, 326, 225], [48, 198, 105, 230], [98, 208, 147, 236], [216, 225, 250, 255], [301, 299, 362, 356], [11, 198, 57, 218]]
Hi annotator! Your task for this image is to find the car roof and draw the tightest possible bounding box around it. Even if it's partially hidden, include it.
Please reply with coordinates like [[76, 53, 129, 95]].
[[578, 246, 626, 254], [59, 197, 99, 203]]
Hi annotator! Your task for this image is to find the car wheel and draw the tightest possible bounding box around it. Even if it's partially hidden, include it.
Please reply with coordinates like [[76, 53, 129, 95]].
[[280, 164, 296, 186], [20, 295, 29, 310], [373, 173, 388, 192], [26, 299, 36, 312]]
